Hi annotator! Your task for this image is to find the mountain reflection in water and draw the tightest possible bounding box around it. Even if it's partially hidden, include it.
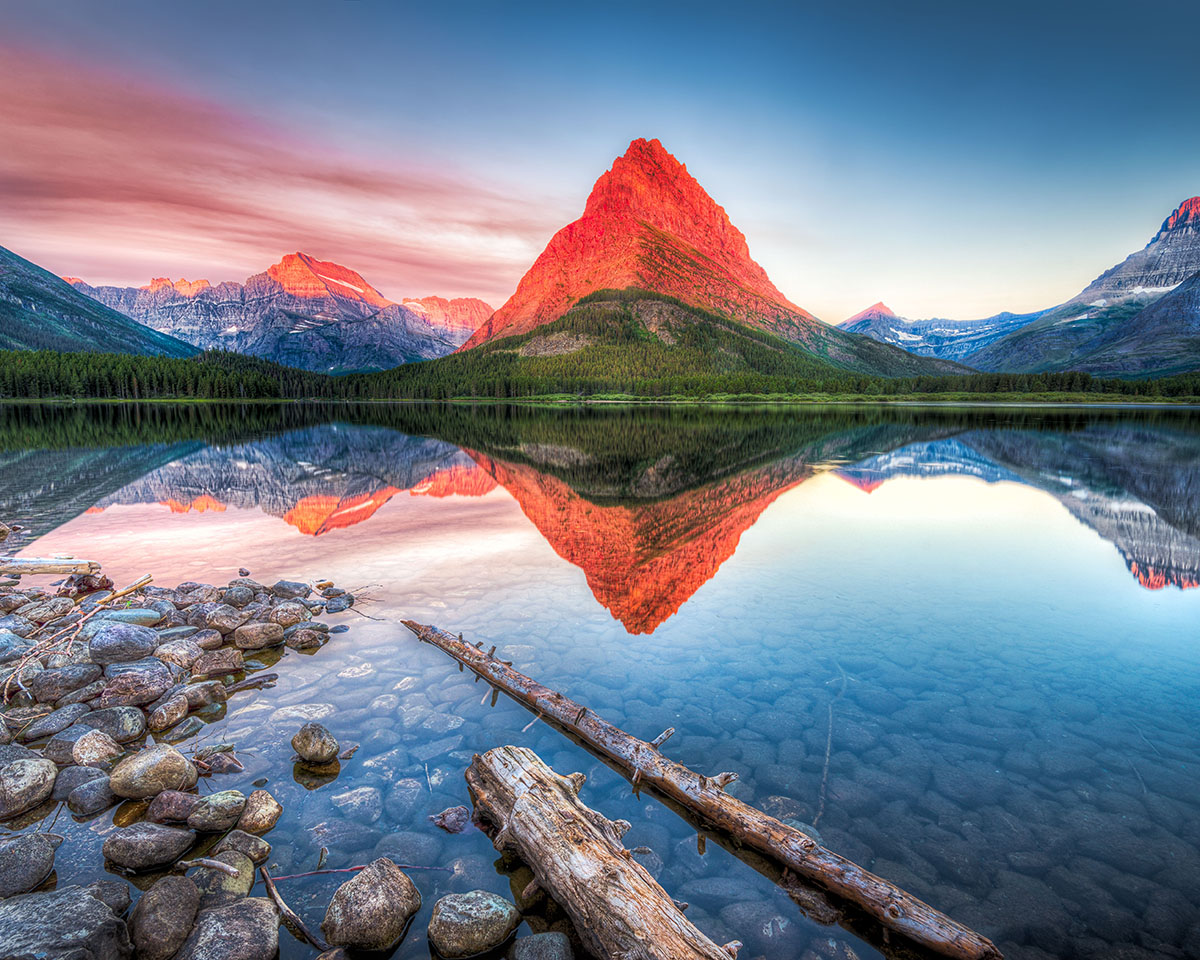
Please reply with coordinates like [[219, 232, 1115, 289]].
[[2, 403, 1198, 634]]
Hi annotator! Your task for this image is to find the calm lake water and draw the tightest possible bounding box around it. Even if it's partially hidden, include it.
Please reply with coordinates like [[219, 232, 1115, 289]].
[[2, 402, 1198, 960]]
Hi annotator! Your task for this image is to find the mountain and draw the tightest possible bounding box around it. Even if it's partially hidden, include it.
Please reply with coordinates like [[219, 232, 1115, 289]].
[[70, 253, 492, 374], [839, 302, 1044, 362], [968, 197, 1200, 374], [374, 288, 976, 398], [460, 138, 967, 377], [0, 244, 196, 357]]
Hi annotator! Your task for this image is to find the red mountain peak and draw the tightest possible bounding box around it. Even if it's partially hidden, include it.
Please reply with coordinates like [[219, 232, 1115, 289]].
[[844, 301, 896, 325], [142, 277, 212, 297], [267, 252, 392, 308], [460, 138, 817, 350], [1162, 197, 1200, 233]]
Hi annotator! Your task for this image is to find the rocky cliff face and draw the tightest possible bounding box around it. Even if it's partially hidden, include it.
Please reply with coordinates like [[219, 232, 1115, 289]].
[[71, 253, 492, 373], [967, 197, 1200, 373], [840, 302, 1043, 362], [460, 139, 968, 377]]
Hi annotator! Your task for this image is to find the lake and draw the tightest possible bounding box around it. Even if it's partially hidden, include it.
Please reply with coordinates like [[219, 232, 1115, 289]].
[[1, 402, 1198, 960]]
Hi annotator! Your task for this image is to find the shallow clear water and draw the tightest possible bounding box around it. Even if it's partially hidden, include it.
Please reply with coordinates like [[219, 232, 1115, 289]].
[[2, 402, 1198, 960]]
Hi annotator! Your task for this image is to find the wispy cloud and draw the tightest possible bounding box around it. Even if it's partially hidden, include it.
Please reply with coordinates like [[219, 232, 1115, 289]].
[[0, 48, 560, 304]]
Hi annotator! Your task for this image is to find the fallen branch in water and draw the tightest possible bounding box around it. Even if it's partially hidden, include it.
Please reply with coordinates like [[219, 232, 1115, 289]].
[[177, 857, 240, 877], [403, 620, 1002, 960], [260, 867, 329, 952], [269, 863, 452, 881]]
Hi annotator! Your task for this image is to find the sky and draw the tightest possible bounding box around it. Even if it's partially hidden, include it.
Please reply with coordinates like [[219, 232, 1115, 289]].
[[2, 0, 1198, 322]]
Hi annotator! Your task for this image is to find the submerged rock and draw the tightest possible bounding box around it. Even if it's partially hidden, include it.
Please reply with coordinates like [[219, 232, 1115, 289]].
[[129, 875, 200, 960], [0, 884, 132, 959], [187, 790, 247, 832], [0, 832, 61, 897], [508, 933, 574, 960], [213, 829, 271, 864], [428, 890, 521, 958], [292, 721, 339, 763], [321, 858, 421, 952], [191, 850, 254, 908], [103, 822, 195, 871]]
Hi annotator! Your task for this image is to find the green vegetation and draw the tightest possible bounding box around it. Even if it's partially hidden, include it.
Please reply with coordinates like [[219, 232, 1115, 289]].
[[1, 290, 1197, 403]]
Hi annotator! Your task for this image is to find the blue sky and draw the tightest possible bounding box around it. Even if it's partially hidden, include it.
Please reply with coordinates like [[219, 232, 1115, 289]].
[[3, 0, 1198, 320]]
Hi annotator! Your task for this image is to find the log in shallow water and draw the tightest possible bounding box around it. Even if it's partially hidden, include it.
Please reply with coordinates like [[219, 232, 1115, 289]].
[[468, 744, 739, 960], [0, 557, 101, 575], [403, 620, 1002, 960]]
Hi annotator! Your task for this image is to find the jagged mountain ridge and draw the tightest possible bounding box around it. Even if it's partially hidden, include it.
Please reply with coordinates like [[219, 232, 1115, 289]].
[[0, 244, 197, 357], [462, 139, 968, 377], [70, 253, 492, 374], [967, 197, 1200, 374], [839, 302, 1044, 362]]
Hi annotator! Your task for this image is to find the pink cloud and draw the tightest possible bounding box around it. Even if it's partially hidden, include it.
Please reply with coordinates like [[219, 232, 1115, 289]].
[[0, 48, 560, 303]]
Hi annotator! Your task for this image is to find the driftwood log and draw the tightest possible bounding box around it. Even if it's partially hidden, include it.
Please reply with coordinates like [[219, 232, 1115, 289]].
[[468, 745, 740, 960], [0, 557, 100, 575], [404, 621, 1001, 960]]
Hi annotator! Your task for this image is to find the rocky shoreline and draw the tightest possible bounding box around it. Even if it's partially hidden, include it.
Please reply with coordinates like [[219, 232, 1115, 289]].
[[0, 528, 565, 960]]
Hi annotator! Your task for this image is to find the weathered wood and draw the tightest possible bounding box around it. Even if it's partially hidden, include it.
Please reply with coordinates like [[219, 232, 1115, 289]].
[[404, 621, 1002, 960], [0, 557, 101, 575], [468, 745, 739, 960]]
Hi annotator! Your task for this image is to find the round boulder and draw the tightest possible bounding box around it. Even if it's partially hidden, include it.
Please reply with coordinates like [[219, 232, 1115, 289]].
[[428, 890, 521, 958], [109, 744, 193, 799], [0, 832, 61, 897], [236, 789, 282, 834], [129, 874, 201, 960], [0, 758, 57, 820], [292, 722, 338, 764], [89, 622, 159, 665], [102, 822, 196, 871], [321, 858, 420, 951]]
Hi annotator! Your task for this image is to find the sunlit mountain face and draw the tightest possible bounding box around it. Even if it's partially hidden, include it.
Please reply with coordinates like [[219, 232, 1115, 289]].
[[3, 406, 1198, 637]]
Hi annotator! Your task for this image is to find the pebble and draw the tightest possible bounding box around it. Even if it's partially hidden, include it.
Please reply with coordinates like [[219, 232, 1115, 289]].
[[321, 858, 421, 952]]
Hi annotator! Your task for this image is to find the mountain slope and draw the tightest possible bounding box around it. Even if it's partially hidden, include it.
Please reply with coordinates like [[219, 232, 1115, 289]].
[[372, 288, 971, 398], [969, 197, 1200, 373], [840, 302, 1043, 362], [71, 253, 491, 374], [462, 138, 965, 377], [0, 245, 196, 357]]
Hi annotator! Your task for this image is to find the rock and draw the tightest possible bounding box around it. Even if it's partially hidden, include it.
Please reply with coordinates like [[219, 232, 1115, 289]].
[[237, 568, 251, 577], [508, 932, 574, 960], [330, 785, 382, 823], [0, 884, 132, 959], [97, 607, 164, 627], [182, 680, 228, 710], [84, 879, 131, 915], [155, 639, 203, 670], [187, 790, 247, 832], [191, 628, 225, 650], [0, 614, 34, 638], [321, 858, 421, 951], [129, 875, 200, 960], [325, 595, 354, 614], [192, 648, 244, 678], [73, 728, 125, 767], [292, 721, 338, 763], [55, 678, 107, 707], [428, 890, 521, 958], [17, 702, 92, 741], [268, 601, 310, 628], [0, 757, 57, 819], [148, 789, 203, 823], [232, 622, 284, 650], [42, 725, 93, 763], [89, 623, 159, 665], [213, 829, 271, 864], [236, 789, 282, 834], [191, 851, 254, 907], [431, 805, 472, 833], [96, 658, 176, 708], [383, 777, 425, 821], [175, 897, 279, 960], [203, 604, 249, 635], [0, 832, 61, 897], [284, 626, 327, 650], [68, 775, 117, 815], [78, 705, 147, 742], [52, 763, 107, 799], [271, 580, 310, 599], [155, 625, 199, 641], [109, 744, 193, 798], [30, 664, 102, 703], [102, 822, 196, 871], [222, 586, 255, 609], [18, 596, 74, 623], [149, 695, 190, 732]]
